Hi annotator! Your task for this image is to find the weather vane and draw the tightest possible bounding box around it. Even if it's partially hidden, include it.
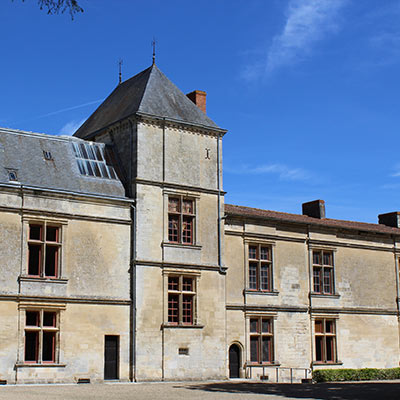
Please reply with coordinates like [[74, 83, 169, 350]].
[[118, 58, 123, 85], [152, 38, 156, 65]]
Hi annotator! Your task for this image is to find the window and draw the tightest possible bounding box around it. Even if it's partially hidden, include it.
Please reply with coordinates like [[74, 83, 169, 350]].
[[28, 223, 61, 278], [167, 275, 196, 325], [312, 250, 334, 294], [72, 142, 117, 180], [314, 319, 337, 363], [249, 317, 274, 364], [248, 244, 272, 291], [24, 310, 59, 364], [168, 196, 195, 245]]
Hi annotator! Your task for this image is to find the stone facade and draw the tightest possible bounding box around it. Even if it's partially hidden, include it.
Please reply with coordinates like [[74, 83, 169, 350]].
[[0, 64, 399, 384]]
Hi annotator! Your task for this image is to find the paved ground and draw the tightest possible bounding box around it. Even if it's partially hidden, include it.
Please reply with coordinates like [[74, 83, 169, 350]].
[[0, 380, 400, 400]]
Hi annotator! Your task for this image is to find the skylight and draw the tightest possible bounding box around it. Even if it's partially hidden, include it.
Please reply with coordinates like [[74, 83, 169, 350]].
[[72, 142, 117, 180]]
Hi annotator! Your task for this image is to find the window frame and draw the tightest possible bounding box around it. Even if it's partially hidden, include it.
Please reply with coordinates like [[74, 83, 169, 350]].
[[24, 309, 59, 365], [27, 222, 62, 279], [314, 318, 337, 364], [168, 195, 196, 245], [312, 250, 335, 295], [247, 243, 274, 292], [166, 274, 198, 326], [249, 317, 274, 365]]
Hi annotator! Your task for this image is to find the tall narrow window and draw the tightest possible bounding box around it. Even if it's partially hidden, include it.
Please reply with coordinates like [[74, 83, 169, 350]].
[[167, 275, 196, 325], [168, 196, 195, 245], [314, 319, 337, 363], [24, 310, 59, 364], [248, 244, 273, 291], [312, 250, 334, 294], [249, 317, 273, 364], [28, 223, 61, 278]]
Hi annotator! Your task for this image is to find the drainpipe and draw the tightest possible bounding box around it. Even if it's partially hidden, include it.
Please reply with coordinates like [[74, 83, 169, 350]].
[[217, 133, 226, 275], [127, 119, 137, 382], [306, 226, 314, 374]]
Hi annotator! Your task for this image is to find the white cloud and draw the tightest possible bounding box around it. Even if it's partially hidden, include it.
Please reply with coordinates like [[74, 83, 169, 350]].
[[246, 0, 347, 79], [225, 163, 312, 181], [59, 119, 85, 136]]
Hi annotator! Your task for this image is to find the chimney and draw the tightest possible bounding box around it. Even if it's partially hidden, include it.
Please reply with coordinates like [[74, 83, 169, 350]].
[[378, 212, 400, 228], [186, 90, 207, 114], [302, 200, 326, 219]]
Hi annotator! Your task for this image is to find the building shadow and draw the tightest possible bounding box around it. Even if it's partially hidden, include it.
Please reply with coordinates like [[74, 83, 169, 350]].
[[175, 381, 400, 400]]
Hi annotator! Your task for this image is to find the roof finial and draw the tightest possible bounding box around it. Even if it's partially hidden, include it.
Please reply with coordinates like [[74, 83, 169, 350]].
[[118, 58, 123, 85], [152, 37, 156, 65]]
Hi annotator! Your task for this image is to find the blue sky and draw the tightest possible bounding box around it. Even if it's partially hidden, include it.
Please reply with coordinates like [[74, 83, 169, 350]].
[[1, 0, 400, 223]]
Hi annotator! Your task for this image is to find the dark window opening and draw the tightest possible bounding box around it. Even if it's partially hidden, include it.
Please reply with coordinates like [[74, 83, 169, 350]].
[[25, 331, 38, 362], [249, 317, 273, 364], [167, 275, 196, 325], [42, 332, 56, 362], [315, 319, 336, 363], [168, 197, 195, 245], [312, 251, 334, 294], [248, 244, 273, 291]]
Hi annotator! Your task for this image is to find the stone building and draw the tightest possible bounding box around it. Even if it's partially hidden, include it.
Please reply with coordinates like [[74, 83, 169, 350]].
[[0, 63, 399, 384]]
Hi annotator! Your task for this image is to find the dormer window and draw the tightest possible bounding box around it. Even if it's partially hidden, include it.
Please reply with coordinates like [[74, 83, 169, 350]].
[[71, 142, 117, 180]]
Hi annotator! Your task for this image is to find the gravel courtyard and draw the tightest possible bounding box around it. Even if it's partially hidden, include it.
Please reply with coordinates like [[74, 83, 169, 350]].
[[0, 381, 400, 400]]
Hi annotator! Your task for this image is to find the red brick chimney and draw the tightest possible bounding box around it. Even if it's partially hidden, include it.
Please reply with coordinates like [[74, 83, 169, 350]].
[[186, 90, 207, 114]]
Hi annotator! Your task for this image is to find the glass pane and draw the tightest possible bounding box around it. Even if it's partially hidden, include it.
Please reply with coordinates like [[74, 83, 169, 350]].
[[323, 252, 332, 266], [315, 336, 323, 361], [46, 226, 59, 242], [315, 320, 323, 333], [326, 337, 334, 362], [249, 263, 257, 289], [168, 198, 180, 213], [72, 142, 80, 157], [85, 160, 94, 176], [168, 276, 179, 291], [107, 166, 117, 179], [94, 145, 104, 161], [45, 246, 58, 277], [260, 247, 270, 261], [182, 277, 193, 291], [28, 244, 41, 276], [86, 144, 96, 160], [262, 337, 271, 362], [313, 267, 321, 293], [43, 312, 56, 327], [91, 161, 102, 177], [25, 331, 38, 362], [79, 143, 89, 159], [325, 320, 334, 334], [260, 264, 269, 290], [261, 319, 270, 333], [29, 225, 42, 241], [42, 331, 56, 362], [26, 311, 39, 326], [76, 159, 86, 175], [250, 336, 258, 362], [249, 246, 257, 259], [99, 162, 109, 178], [182, 295, 193, 324], [182, 199, 193, 214], [323, 268, 332, 294], [250, 319, 258, 333], [182, 217, 193, 244], [313, 251, 322, 265], [168, 216, 179, 242], [168, 294, 179, 323]]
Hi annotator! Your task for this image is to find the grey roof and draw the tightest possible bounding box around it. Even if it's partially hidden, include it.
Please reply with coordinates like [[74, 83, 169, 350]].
[[75, 64, 221, 138], [0, 127, 126, 199]]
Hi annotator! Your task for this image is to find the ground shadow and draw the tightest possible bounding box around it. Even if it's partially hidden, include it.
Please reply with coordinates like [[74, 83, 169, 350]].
[[176, 381, 400, 400]]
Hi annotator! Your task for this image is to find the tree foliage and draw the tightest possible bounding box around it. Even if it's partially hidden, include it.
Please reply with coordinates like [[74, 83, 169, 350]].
[[16, 1, 83, 18]]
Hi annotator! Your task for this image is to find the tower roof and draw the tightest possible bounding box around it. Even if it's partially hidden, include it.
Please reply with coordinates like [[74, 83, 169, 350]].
[[75, 64, 221, 138]]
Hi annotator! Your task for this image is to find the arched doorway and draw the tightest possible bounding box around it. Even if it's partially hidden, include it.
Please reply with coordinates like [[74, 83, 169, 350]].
[[229, 344, 241, 378]]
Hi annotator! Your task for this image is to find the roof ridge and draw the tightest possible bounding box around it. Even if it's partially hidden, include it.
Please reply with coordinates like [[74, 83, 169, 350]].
[[136, 64, 156, 112]]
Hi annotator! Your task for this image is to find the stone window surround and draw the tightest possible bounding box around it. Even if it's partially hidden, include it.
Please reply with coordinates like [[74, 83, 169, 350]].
[[244, 239, 277, 295], [162, 269, 202, 328], [20, 216, 68, 282], [17, 302, 66, 367], [163, 190, 200, 248]]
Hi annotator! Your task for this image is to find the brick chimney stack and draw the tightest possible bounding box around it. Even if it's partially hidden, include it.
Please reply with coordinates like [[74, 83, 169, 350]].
[[378, 212, 400, 228], [186, 90, 207, 114], [302, 200, 326, 219]]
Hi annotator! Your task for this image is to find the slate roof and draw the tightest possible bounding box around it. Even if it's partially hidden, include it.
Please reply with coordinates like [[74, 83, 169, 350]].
[[0, 127, 126, 199], [225, 204, 400, 235], [75, 64, 222, 138]]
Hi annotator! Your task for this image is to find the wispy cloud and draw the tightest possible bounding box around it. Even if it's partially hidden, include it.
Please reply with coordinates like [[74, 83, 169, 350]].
[[390, 163, 400, 178], [225, 163, 312, 181], [59, 118, 85, 136], [245, 0, 347, 79]]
